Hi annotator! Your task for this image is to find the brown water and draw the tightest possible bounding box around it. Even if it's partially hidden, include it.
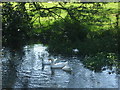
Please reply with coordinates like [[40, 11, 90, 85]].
[[2, 44, 119, 88]]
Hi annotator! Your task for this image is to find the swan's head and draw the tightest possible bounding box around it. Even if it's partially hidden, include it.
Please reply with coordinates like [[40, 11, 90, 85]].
[[48, 58, 55, 64], [48, 58, 54, 62]]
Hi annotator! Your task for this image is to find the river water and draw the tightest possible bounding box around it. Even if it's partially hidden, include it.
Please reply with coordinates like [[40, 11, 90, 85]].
[[2, 44, 119, 88]]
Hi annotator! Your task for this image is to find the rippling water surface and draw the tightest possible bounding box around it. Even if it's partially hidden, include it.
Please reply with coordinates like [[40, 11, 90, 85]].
[[2, 44, 119, 88]]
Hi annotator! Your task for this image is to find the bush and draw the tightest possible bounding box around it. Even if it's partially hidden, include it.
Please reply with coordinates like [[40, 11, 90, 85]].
[[83, 52, 118, 72]]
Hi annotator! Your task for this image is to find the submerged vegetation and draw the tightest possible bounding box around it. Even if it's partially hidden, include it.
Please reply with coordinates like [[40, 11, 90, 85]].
[[2, 2, 119, 72]]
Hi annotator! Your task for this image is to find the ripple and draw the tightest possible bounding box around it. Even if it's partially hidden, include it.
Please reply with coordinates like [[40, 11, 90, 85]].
[[2, 44, 119, 88]]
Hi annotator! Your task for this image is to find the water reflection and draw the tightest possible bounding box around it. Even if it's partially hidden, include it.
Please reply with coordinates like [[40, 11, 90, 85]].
[[2, 44, 119, 88]]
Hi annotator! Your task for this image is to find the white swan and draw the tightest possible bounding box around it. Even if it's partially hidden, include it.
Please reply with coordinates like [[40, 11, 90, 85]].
[[62, 62, 72, 72], [39, 55, 51, 65], [39, 55, 72, 72], [51, 61, 68, 69], [42, 58, 52, 65], [49, 59, 72, 71], [47, 58, 66, 69]]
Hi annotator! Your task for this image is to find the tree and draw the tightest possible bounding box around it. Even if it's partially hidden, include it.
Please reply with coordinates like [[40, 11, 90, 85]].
[[2, 2, 32, 47]]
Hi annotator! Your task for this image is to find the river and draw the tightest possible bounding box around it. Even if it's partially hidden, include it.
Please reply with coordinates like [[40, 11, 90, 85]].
[[2, 44, 119, 88]]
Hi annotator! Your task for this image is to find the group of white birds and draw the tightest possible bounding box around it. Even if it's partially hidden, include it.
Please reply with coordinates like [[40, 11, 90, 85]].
[[38, 53, 72, 72]]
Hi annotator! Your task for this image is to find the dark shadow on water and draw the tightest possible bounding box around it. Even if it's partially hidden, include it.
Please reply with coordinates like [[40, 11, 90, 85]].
[[2, 47, 25, 88]]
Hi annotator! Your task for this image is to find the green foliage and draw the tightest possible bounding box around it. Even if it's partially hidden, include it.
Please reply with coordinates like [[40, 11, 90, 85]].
[[78, 28, 117, 55], [2, 2, 33, 47], [83, 52, 118, 72], [39, 2, 117, 56], [45, 16, 90, 55]]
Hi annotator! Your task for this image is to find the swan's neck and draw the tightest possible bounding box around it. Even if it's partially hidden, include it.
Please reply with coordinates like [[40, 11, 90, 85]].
[[41, 58, 44, 63], [51, 60, 55, 64]]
